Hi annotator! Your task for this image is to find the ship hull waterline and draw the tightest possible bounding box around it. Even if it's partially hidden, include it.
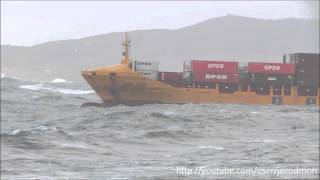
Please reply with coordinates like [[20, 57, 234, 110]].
[[81, 64, 319, 106]]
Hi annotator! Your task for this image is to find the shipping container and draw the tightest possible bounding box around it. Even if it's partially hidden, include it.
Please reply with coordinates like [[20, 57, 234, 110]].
[[193, 72, 240, 84], [296, 73, 319, 87], [218, 83, 239, 93], [159, 72, 182, 81], [187, 60, 239, 74], [288, 53, 320, 74], [134, 61, 159, 71], [296, 63, 320, 75], [248, 62, 295, 75], [137, 71, 158, 80], [297, 85, 318, 96], [159, 72, 184, 87], [283, 54, 288, 64], [249, 73, 295, 85], [289, 53, 319, 65], [250, 84, 270, 95]]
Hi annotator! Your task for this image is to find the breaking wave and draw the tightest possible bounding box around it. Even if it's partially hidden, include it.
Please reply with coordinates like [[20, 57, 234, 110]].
[[2, 75, 319, 179], [19, 84, 94, 95], [50, 78, 68, 83]]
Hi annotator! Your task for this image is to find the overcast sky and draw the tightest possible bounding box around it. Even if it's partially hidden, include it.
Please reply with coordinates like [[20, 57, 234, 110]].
[[1, 1, 319, 46]]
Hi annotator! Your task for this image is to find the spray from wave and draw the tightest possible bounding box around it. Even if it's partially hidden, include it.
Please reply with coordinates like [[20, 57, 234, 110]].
[[19, 84, 94, 95]]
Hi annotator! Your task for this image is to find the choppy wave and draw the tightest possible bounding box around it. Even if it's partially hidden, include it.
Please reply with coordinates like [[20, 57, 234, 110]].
[[2, 76, 319, 179], [50, 78, 67, 83], [19, 84, 94, 95], [197, 146, 225, 150], [1, 74, 21, 80], [247, 139, 277, 143]]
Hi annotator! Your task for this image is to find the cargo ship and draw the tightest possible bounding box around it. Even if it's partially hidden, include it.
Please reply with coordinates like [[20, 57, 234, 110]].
[[81, 33, 319, 106]]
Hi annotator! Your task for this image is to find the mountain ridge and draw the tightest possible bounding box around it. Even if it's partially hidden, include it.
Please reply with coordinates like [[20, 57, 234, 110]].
[[1, 15, 319, 81]]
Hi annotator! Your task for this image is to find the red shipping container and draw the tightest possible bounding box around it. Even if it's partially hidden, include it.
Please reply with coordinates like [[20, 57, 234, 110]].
[[159, 72, 182, 81], [248, 62, 295, 75], [193, 72, 240, 83], [191, 60, 239, 74]]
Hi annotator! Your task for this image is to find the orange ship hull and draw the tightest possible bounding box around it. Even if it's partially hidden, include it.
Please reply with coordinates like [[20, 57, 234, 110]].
[[81, 64, 320, 106]]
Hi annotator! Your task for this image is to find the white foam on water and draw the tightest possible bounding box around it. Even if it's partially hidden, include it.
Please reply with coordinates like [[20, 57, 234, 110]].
[[11, 129, 22, 135], [251, 111, 262, 114], [56, 88, 94, 95], [1, 74, 21, 80], [163, 111, 176, 115], [301, 159, 313, 163], [247, 139, 277, 143], [50, 78, 67, 83], [19, 84, 43, 90], [35, 126, 48, 131], [263, 139, 277, 143], [214, 146, 225, 150], [51, 127, 57, 131], [197, 146, 224, 150], [19, 84, 94, 95], [61, 143, 90, 149]]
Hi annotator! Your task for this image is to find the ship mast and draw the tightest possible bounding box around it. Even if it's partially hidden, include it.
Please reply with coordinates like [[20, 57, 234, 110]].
[[121, 32, 130, 65]]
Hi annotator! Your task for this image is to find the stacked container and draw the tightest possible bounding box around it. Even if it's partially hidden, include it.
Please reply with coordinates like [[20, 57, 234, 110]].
[[158, 72, 184, 87], [248, 62, 295, 95], [183, 60, 239, 82], [239, 66, 249, 91], [134, 61, 159, 80], [183, 60, 239, 92], [288, 53, 319, 96]]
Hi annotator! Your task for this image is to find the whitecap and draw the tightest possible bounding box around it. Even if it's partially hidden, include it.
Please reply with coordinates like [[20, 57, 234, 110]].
[[32, 95, 40, 100], [11, 129, 22, 135], [214, 146, 225, 150], [247, 139, 277, 143], [197, 146, 224, 150], [163, 111, 176, 115], [50, 78, 67, 83], [19, 84, 43, 90], [251, 111, 261, 114], [263, 139, 277, 143], [19, 84, 94, 95], [35, 126, 48, 131], [55, 88, 94, 95], [1, 74, 21, 80], [50, 127, 57, 131], [301, 159, 313, 163], [61, 143, 90, 149]]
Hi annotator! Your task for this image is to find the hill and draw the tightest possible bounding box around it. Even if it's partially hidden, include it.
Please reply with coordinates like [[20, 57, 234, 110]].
[[1, 15, 319, 81]]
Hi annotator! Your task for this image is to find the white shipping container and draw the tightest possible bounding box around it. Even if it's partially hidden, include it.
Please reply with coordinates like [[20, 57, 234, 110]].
[[134, 61, 159, 71], [137, 71, 158, 80]]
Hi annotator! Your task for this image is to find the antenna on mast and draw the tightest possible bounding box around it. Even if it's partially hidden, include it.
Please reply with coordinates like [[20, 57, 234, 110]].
[[121, 32, 130, 65]]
